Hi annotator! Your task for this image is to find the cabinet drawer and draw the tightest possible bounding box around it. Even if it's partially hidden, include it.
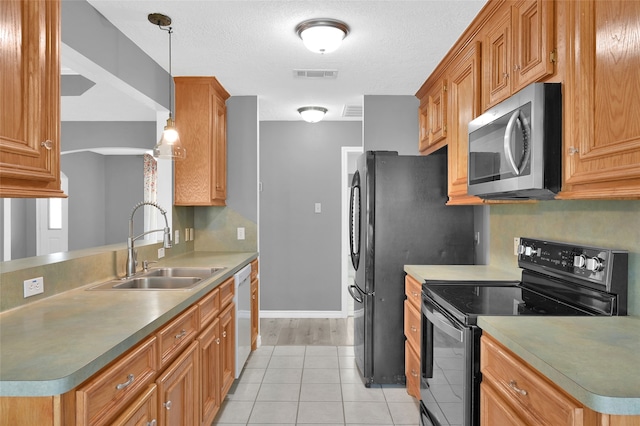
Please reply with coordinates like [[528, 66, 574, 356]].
[[198, 287, 220, 329], [405, 275, 422, 310], [76, 337, 157, 426], [481, 335, 583, 426], [250, 259, 259, 281], [218, 277, 235, 309], [157, 305, 199, 369], [405, 342, 420, 399], [404, 300, 421, 354], [110, 384, 157, 426]]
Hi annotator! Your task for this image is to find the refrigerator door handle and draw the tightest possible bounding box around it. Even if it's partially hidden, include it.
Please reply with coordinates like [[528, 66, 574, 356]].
[[348, 284, 364, 303]]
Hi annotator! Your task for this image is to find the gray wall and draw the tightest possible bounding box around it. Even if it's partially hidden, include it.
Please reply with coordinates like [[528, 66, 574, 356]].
[[363, 95, 420, 154], [194, 96, 259, 252], [61, 122, 157, 151], [105, 156, 145, 245], [259, 121, 362, 312]]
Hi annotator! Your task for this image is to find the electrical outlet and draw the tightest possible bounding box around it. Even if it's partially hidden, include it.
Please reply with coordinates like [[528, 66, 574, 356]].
[[514, 237, 520, 256], [237, 227, 245, 240], [189, 228, 195, 241], [158, 247, 165, 258], [315, 203, 322, 213], [175, 229, 180, 244], [24, 277, 44, 298], [185, 228, 189, 241]]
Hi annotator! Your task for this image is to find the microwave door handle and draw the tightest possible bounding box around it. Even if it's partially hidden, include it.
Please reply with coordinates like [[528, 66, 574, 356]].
[[503, 110, 531, 176]]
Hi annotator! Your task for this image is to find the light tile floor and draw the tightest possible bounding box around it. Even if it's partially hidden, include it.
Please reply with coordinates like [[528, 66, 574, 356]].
[[213, 345, 421, 425]]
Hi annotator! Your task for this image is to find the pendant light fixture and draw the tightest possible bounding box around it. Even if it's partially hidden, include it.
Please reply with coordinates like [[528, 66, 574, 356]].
[[149, 13, 186, 160], [298, 106, 328, 123], [296, 19, 350, 54]]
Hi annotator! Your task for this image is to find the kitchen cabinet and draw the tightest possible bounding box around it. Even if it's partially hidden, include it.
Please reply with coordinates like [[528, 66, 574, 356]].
[[481, 334, 640, 426], [219, 302, 236, 397], [111, 384, 158, 426], [156, 305, 199, 370], [417, 78, 447, 154], [0, 0, 65, 198], [198, 318, 221, 426], [482, 0, 555, 110], [559, 0, 640, 199], [250, 259, 259, 350], [404, 275, 422, 398], [156, 341, 199, 426], [75, 337, 158, 426], [174, 77, 230, 206], [446, 41, 484, 205]]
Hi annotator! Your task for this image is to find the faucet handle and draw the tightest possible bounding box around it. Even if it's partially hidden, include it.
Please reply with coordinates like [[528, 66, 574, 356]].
[[143, 260, 158, 271]]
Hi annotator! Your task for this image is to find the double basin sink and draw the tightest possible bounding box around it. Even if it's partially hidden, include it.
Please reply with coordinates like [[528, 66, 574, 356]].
[[89, 267, 225, 290]]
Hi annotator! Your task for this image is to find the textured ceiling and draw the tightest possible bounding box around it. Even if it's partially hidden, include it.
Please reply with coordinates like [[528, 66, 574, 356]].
[[64, 0, 487, 122]]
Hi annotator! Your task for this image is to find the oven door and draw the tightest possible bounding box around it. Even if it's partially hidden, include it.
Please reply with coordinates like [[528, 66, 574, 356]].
[[420, 296, 480, 426]]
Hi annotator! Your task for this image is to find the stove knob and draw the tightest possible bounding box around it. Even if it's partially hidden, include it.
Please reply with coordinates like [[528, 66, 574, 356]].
[[517, 244, 526, 255], [573, 255, 586, 268], [525, 246, 533, 256], [586, 257, 604, 272]]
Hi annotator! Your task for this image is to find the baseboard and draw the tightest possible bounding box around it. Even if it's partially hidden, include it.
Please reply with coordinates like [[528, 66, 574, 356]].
[[259, 310, 346, 319]]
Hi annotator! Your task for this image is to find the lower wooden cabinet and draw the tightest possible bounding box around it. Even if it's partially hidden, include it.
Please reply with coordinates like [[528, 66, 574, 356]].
[[250, 258, 259, 350], [219, 302, 235, 397], [156, 341, 199, 426], [198, 318, 221, 426], [404, 275, 422, 399], [111, 384, 158, 426]]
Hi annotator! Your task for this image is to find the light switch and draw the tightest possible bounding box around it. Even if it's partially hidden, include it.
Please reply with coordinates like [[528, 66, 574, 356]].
[[315, 203, 322, 213]]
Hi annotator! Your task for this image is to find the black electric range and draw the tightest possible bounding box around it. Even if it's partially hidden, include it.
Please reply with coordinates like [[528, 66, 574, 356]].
[[418, 238, 629, 426]]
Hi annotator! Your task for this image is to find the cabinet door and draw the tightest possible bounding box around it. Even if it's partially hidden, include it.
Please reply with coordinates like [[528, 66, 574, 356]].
[[212, 95, 227, 204], [219, 303, 235, 398], [251, 278, 259, 351], [447, 41, 484, 205], [156, 341, 199, 426], [111, 384, 158, 426], [511, 0, 555, 91], [198, 318, 221, 426], [0, 0, 64, 198], [480, 382, 528, 426], [483, 6, 512, 109], [428, 80, 447, 147], [418, 101, 431, 153], [561, 0, 640, 199], [405, 342, 420, 399]]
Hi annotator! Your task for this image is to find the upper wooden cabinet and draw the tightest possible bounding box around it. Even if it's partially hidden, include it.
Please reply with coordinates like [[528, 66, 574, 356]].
[[559, 0, 640, 199], [174, 77, 230, 206], [417, 78, 448, 154], [482, 0, 555, 110], [0, 0, 65, 198]]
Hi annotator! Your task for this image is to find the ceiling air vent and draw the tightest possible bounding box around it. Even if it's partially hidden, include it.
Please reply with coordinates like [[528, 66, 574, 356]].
[[293, 69, 338, 79], [342, 104, 363, 118]]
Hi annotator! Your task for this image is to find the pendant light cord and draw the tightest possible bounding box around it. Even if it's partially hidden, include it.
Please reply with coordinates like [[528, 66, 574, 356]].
[[155, 23, 174, 120]]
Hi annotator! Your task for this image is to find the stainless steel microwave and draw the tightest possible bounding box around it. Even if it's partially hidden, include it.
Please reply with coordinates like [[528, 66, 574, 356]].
[[467, 82, 562, 200]]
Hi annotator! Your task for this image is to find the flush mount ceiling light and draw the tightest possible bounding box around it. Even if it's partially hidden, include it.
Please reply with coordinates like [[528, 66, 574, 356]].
[[298, 106, 328, 123], [149, 13, 186, 160], [296, 19, 350, 54]]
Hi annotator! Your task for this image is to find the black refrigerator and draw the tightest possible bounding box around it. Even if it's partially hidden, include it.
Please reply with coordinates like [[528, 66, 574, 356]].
[[348, 149, 475, 386]]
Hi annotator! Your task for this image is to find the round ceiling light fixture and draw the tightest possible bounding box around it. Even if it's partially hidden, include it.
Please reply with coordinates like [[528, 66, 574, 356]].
[[298, 106, 328, 123], [296, 18, 350, 54]]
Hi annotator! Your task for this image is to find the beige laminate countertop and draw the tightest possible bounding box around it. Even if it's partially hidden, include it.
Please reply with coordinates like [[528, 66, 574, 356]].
[[0, 251, 257, 397], [404, 264, 521, 284], [478, 316, 640, 415]]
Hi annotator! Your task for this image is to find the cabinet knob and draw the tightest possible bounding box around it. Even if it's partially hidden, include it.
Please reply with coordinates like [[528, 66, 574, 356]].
[[411, 369, 419, 378], [223, 331, 227, 338], [147, 420, 157, 426], [216, 338, 221, 345], [164, 400, 172, 410], [40, 140, 53, 150], [410, 326, 417, 332], [503, 72, 510, 79]]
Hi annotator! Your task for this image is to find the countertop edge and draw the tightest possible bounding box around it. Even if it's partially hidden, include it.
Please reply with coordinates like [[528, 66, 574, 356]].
[[478, 316, 640, 416], [0, 251, 258, 397]]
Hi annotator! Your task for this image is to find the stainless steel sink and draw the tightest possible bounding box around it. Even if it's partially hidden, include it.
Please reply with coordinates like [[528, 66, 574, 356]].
[[88, 266, 226, 290], [142, 267, 225, 279]]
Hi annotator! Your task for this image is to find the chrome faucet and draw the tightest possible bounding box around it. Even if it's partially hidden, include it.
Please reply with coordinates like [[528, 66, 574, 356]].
[[126, 201, 172, 278]]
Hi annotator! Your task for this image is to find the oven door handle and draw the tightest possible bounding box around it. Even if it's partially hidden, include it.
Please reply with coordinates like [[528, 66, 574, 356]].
[[423, 305, 463, 342]]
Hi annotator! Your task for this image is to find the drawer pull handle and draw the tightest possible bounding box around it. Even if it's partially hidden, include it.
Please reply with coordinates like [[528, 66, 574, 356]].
[[410, 326, 417, 332], [411, 369, 419, 378], [164, 400, 172, 410], [412, 292, 419, 297], [509, 380, 528, 396], [115, 374, 135, 390], [175, 329, 187, 339]]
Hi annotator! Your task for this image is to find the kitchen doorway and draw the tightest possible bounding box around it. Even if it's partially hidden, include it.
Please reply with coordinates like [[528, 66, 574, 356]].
[[341, 146, 363, 317]]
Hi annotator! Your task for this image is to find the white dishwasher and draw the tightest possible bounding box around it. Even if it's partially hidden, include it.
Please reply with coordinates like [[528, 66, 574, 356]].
[[233, 264, 252, 378]]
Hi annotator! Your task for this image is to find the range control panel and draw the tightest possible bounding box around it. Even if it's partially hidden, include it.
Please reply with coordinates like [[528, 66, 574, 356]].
[[517, 237, 628, 292]]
